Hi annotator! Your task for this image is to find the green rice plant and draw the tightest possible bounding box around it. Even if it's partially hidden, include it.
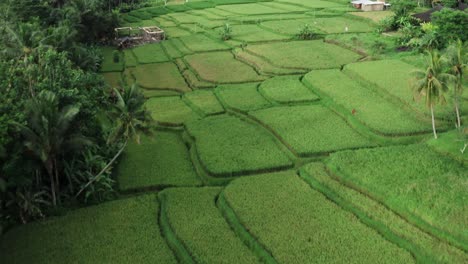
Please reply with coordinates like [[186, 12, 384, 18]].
[[0, 194, 177, 263], [101, 72, 124, 89], [182, 69, 216, 88], [224, 24, 289, 42], [222, 172, 415, 264], [126, 62, 190, 92], [142, 89, 180, 98], [186, 1, 216, 9], [153, 16, 177, 27], [117, 132, 202, 191], [234, 49, 304, 75], [278, 0, 342, 8], [165, 4, 192, 12], [215, 3, 289, 15], [162, 26, 193, 38], [250, 105, 376, 156], [345, 60, 453, 119], [184, 51, 265, 83], [99, 47, 124, 72], [179, 34, 230, 52], [185, 115, 293, 176], [124, 49, 138, 67], [122, 14, 142, 23], [259, 76, 318, 104], [326, 144, 468, 250], [303, 69, 431, 135], [260, 1, 309, 12], [161, 40, 184, 59], [132, 43, 169, 64], [128, 10, 154, 20], [308, 17, 375, 34], [324, 33, 396, 56], [216, 83, 271, 112], [212, 0, 257, 5], [143, 6, 169, 16], [232, 13, 310, 23], [159, 187, 259, 263], [146, 96, 199, 125], [426, 130, 468, 164], [299, 163, 468, 264], [244, 40, 361, 70], [183, 90, 225, 115]]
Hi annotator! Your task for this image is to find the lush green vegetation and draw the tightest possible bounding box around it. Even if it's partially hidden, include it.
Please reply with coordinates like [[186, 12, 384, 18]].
[[159, 187, 258, 263], [1, 0, 466, 262], [222, 172, 415, 263], [185, 115, 292, 176], [117, 132, 201, 191], [251, 105, 376, 155], [327, 144, 468, 250], [0, 194, 177, 263]]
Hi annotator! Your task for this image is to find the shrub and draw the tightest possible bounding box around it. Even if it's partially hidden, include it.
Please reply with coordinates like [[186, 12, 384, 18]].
[[296, 24, 315, 40], [221, 23, 232, 41]]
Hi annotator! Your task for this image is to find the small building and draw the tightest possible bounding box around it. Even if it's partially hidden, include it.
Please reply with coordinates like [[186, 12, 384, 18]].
[[351, 0, 388, 11]]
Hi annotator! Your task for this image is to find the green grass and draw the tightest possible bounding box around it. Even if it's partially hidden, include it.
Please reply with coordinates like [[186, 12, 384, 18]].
[[132, 43, 169, 64], [327, 144, 468, 250], [245, 40, 361, 70], [163, 26, 192, 38], [324, 33, 397, 56], [159, 187, 259, 263], [303, 69, 431, 135], [426, 130, 467, 164], [123, 49, 138, 67], [179, 34, 230, 52], [251, 105, 376, 155], [126, 63, 191, 92], [146, 96, 199, 125], [222, 172, 415, 263], [345, 60, 453, 120], [0, 194, 177, 264], [276, 0, 342, 8], [117, 132, 202, 191], [101, 72, 123, 88], [259, 75, 318, 104], [226, 24, 290, 42], [183, 90, 225, 115], [216, 83, 271, 111], [100, 47, 124, 72], [215, 3, 286, 15], [300, 162, 468, 264], [185, 115, 293, 176], [261, 17, 374, 35], [185, 51, 266, 83], [349, 10, 394, 22]]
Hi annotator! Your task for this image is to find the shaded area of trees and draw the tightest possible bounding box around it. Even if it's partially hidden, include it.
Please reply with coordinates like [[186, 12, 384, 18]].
[[0, 0, 153, 231]]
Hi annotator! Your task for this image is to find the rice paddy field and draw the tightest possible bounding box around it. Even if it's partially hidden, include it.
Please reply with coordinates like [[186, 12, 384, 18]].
[[2, 0, 467, 263]]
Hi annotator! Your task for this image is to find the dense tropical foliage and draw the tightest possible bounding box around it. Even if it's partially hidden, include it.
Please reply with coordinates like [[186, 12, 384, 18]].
[[0, 0, 153, 230]]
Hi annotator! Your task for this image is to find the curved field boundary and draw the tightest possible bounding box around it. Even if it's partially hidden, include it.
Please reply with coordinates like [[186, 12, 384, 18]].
[[301, 74, 434, 138], [234, 49, 304, 75], [342, 65, 452, 124], [300, 163, 468, 263], [158, 192, 196, 264], [297, 167, 433, 263], [217, 192, 278, 264], [325, 161, 468, 253], [338, 68, 451, 130]]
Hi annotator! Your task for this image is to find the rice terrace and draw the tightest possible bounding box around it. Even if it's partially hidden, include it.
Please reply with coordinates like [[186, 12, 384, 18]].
[[0, 0, 467, 263]]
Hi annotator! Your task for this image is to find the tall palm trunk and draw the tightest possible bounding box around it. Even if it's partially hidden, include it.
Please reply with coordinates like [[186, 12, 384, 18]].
[[455, 99, 461, 128], [45, 161, 57, 206], [431, 104, 438, 139], [75, 141, 127, 198]]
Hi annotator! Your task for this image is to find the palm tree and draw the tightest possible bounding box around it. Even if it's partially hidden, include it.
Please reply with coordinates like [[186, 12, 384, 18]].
[[12, 90, 89, 206], [444, 39, 466, 128], [76, 84, 154, 197], [411, 50, 453, 139]]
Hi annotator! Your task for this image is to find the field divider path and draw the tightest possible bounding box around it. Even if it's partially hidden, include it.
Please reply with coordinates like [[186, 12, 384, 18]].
[[158, 192, 196, 264], [325, 161, 468, 253], [216, 192, 278, 264], [297, 166, 435, 264]]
